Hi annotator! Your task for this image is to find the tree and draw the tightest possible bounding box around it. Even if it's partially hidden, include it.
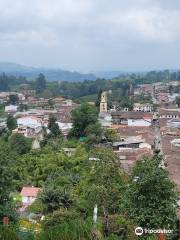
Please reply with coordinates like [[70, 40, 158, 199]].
[[78, 147, 126, 215], [48, 99, 54, 109], [84, 122, 103, 145], [169, 85, 174, 95], [70, 103, 99, 138], [35, 73, 46, 94], [85, 122, 102, 136], [117, 97, 134, 111], [9, 133, 31, 155], [104, 129, 119, 142], [6, 115, 17, 131], [0, 142, 14, 201], [48, 114, 62, 138], [18, 103, 28, 112], [0, 73, 9, 91], [176, 96, 180, 107], [40, 184, 73, 213], [39, 217, 98, 239], [95, 89, 103, 109], [8, 94, 19, 105], [122, 156, 177, 230], [0, 141, 17, 222], [0, 226, 20, 240], [39, 168, 76, 213]]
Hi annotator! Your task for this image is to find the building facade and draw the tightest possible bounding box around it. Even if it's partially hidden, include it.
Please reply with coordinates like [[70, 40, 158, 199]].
[[100, 91, 108, 113]]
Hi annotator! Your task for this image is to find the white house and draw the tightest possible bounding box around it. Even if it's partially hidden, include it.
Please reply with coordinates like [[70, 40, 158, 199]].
[[112, 139, 150, 150], [20, 187, 41, 205], [167, 119, 180, 129], [111, 111, 153, 127], [171, 139, 180, 147], [159, 109, 180, 119], [133, 103, 153, 112], [17, 116, 42, 128], [127, 118, 152, 127], [5, 105, 18, 113], [98, 112, 112, 128]]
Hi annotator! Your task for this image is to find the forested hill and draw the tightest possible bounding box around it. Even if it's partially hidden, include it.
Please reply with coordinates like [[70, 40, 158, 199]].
[[0, 62, 96, 82]]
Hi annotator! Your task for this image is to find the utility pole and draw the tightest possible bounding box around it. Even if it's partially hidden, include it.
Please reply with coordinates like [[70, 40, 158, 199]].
[[93, 204, 98, 224]]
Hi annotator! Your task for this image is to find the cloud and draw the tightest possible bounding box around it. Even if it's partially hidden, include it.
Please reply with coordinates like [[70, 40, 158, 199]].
[[109, 7, 180, 43], [0, 0, 180, 70]]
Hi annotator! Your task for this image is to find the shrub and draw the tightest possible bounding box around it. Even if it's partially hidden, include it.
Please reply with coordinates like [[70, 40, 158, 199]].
[[0, 226, 20, 240], [37, 218, 103, 240], [42, 209, 79, 229]]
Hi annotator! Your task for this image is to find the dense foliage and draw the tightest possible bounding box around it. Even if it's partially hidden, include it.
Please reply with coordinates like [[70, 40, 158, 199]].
[[35, 74, 47, 94], [0, 133, 178, 239], [6, 115, 17, 131], [1, 70, 180, 99], [0, 91, 179, 239], [9, 133, 32, 155], [122, 156, 177, 230], [70, 103, 99, 138], [0, 142, 18, 222]]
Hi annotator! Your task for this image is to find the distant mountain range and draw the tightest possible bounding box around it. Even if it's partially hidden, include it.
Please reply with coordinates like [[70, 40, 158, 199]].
[[93, 71, 128, 79], [0, 62, 96, 82], [0, 62, 133, 81], [1, 62, 175, 82]]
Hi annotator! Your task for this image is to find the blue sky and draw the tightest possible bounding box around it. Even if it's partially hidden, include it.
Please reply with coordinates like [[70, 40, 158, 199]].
[[0, 0, 180, 72]]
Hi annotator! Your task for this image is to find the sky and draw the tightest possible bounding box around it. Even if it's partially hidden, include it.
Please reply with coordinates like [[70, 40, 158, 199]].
[[0, 0, 180, 72]]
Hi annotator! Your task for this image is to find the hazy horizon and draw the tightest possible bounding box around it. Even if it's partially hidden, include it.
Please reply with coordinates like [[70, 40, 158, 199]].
[[1, 61, 179, 75], [0, 0, 180, 72]]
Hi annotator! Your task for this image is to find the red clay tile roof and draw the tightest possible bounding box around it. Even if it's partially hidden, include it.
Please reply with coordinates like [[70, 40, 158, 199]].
[[20, 187, 41, 197], [159, 108, 180, 116], [56, 106, 78, 123], [114, 148, 153, 172], [113, 125, 155, 145], [165, 155, 180, 191], [111, 111, 153, 120]]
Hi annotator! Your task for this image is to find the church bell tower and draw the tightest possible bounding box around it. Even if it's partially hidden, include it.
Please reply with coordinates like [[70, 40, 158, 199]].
[[100, 91, 108, 113]]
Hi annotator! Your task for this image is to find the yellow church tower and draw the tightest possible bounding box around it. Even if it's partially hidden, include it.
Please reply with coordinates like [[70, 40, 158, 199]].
[[100, 91, 108, 113]]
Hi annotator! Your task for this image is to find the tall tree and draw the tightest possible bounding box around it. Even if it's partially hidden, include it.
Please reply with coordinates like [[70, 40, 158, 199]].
[[122, 156, 177, 230], [0, 141, 17, 222], [70, 103, 99, 138], [35, 73, 46, 94], [84, 122, 103, 145], [104, 128, 119, 142], [8, 94, 19, 105], [176, 97, 180, 107], [0, 73, 9, 91], [78, 147, 126, 215], [18, 103, 28, 112], [95, 89, 103, 109], [6, 115, 17, 131], [48, 114, 62, 138], [40, 184, 73, 213], [9, 133, 31, 155]]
